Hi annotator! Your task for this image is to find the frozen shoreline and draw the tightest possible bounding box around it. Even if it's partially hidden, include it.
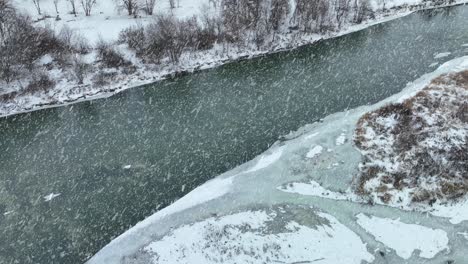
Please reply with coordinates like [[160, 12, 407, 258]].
[[1, 1, 466, 119], [89, 56, 468, 264]]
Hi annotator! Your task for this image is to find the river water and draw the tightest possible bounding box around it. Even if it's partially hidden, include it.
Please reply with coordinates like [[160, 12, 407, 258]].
[[0, 5, 467, 263]]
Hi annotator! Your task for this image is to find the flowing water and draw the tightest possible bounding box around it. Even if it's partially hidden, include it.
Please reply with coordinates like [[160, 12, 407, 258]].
[[1, 5, 468, 263]]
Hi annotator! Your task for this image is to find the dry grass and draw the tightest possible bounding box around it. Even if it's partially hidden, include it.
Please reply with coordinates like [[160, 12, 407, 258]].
[[353, 70, 468, 205]]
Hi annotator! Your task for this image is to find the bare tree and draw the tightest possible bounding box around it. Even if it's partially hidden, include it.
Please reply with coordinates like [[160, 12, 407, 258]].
[[168, 0, 175, 9], [68, 0, 77, 16], [144, 0, 156, 15], [335, 0, 351, 28], [121, 0, 139, 16], [81, 0, 96, 16], [269, 0, 289, 31], [31, 0, 41, 15], [53, 0, 60, 14]]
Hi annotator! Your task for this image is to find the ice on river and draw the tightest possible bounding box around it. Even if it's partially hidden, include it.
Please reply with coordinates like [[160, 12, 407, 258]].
[[89, 57, 468, 264], [357, 214, 449, 259], [144, 207, 374, 264], [43, 193, 61, 202]]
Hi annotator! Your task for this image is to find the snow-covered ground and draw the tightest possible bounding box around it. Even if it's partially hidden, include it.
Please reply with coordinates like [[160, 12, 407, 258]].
[[2, 0, 467, 118], [89, 56, 468, 264], [13, 0, 210, 42]]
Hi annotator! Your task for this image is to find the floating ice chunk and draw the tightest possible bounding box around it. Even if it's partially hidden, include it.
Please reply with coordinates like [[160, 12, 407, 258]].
[[429, 62, 439, 68], [306, 145, 323, 159], [335, 133, 346, 146], [123, 165, 132, 169], [245, 146, 284, 173], [3, 211, 14, 216], [462, 44, 468, 47], [434, 52, 451, 59], [44, 193, 61, 202], [144, 210, 374, 264], [356, 214, 449, 259]]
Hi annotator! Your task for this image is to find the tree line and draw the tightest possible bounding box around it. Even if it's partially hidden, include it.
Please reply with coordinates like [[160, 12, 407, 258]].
[[1, 0, 378, 97]]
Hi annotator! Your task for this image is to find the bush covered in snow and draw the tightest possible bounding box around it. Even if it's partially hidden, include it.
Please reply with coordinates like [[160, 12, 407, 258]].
[[354, 70, 468, 205]]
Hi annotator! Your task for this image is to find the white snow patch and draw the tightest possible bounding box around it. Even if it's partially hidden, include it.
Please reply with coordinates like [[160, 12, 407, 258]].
[[123, 165, 132, 169], [306, 145, 323, 159], [430, 198, 468, 224], [144, 210, 374, 264], [304, 132, 319, 139], [43, 193, 61, 202], [278, 181, 351, 201], [434, 52, 451, 59], [245, 146, 284, 173], [356, 214, 449, 259], [38, 54, 54, 65], [335, 133, 347, 146]]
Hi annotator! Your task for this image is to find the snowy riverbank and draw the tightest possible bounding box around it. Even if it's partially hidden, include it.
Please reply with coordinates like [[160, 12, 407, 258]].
[[88, 56, 468, 263], [1, 0, 467, 118]]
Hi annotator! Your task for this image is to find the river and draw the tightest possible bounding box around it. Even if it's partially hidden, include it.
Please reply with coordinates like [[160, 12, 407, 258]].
[[0, 5, 467, 263]]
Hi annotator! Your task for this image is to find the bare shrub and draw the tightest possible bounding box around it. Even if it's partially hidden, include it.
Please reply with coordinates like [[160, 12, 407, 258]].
[[146, 14, 189, 63], [23, 71, 55, 94], [118, 25, 146, 55], [92, 71, 117, 87], [72, 55, 89, 84], [95, 38, 131, 68], [269, 0, 289, 31]]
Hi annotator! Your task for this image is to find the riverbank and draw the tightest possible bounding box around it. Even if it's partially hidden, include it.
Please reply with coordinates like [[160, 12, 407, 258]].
[[89, 56, 468, 263], [1, 0, 466, 118]]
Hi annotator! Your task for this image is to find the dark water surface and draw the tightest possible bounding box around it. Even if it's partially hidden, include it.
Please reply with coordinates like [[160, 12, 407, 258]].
[[1, 5, 467, 263]]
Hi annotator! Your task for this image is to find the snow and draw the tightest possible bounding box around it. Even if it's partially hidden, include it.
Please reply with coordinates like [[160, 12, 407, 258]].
[[123, 165, 132, 169], [143, 209, 374, 264], [43, 193, 61, 201], [356, 214, 449, 259], [306, 145, 323, 159], [430, 198, 468, 224], [434, 52, 452, 59], [335, 132, 347, 146], [245, 146, 284, 173], [278, 181, 350, 200], [12, 0, 210, 42]]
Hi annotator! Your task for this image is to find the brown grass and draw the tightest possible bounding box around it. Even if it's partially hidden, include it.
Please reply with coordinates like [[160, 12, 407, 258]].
[[353, 70, 468, 205]]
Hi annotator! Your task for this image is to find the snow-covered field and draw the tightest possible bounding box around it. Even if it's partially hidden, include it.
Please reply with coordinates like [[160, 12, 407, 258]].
[[88, 56, 468, 264], [2, 0, 467, 118]]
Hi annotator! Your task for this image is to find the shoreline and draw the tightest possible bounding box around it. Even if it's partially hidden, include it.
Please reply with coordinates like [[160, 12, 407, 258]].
[[1, 1, 466, 119], [89, 56, 468, 263]]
